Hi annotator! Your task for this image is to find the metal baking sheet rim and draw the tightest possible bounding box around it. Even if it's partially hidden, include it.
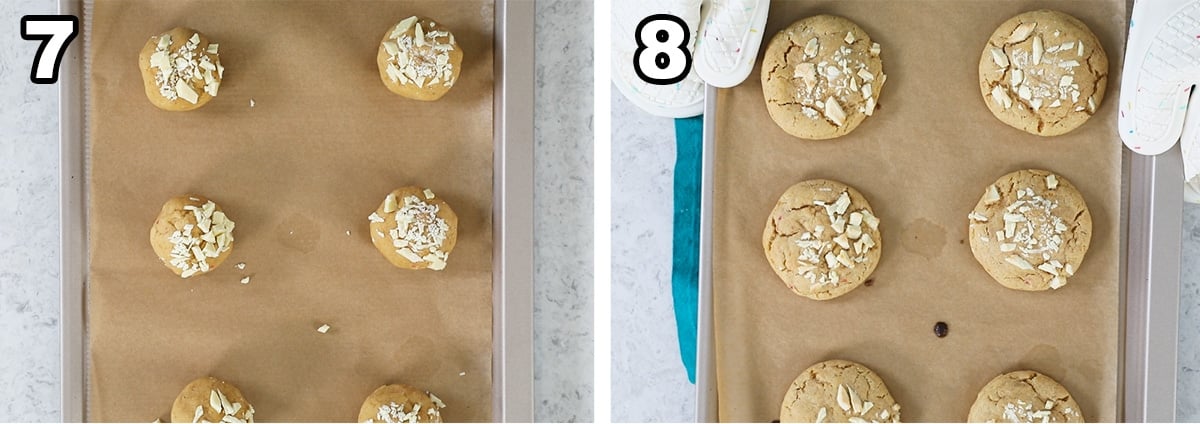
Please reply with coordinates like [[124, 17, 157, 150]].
[[694, 81, 1184, 423], [57, 0, 534, 421]]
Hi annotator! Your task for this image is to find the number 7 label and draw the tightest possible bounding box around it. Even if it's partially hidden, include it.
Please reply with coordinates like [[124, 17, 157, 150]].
[[21, 15, 79, 84]]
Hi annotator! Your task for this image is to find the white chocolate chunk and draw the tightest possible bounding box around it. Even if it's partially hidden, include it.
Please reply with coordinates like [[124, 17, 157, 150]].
[[1006, 255, 1034, 270], [991, 85, 1012, 109], [175, 80, 200, 104], [848, 386, 863, 413], [1007, 22, 1036, 44], [383, 193, 399, 213], [989, 47, 1009, 69], [824, 97, 846, 127], [804, 38, 819, 57], [984, 185, 1001, 204], [210, 391, 222, 413], [837, 384, 851, 411], [1032, 35, 1044, 65]]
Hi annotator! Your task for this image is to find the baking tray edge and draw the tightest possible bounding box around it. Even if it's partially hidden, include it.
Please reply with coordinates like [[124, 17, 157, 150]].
[[695, 74, 1184, 421], [58, 0, 535, 421]]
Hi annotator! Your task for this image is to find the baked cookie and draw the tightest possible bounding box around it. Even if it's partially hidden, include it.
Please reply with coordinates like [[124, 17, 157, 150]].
[[150, 195, 235, 278], [979, 10, 1108, 136], [138, 27, 223, 111], [968, 170, 1091, 291], [780, 359, 901, 423], [170, 376, 255, 423], [368, 187, 458, 270], [761, 15, 887, 140], [967, 370, 1084, 423], [358, 384, 446, 423], [763, 180, 882, 300], [377, 16, 463, 101]]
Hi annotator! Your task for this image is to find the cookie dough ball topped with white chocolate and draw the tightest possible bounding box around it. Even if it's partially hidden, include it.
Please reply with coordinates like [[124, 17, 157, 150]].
[[138, 27, 223, 111], [358, 384, 446, 423], [368, 186, 458, 270], [979, 10, 1108, 136], [150, 195, 235, 278], [170, 376, 255, 423], [377, 16, 463, 101]]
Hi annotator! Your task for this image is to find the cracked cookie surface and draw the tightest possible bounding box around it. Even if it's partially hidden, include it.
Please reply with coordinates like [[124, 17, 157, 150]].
[[763, 179, 882, 300], [780, 359, 901, 423], [967, 370, 1084, 423], [978, 9, 1108, 136], [967, 169, 1091, 291], [761, 15, 886, 140]]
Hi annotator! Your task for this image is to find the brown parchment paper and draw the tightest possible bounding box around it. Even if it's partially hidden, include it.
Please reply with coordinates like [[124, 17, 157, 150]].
[[713, 1, 1125, 421], [85, 1, 494, 421]]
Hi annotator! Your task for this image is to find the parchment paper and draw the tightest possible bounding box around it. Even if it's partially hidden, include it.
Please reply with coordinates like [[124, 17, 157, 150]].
[[713, 1, 1125, 421], [86, 1, 494, 421]]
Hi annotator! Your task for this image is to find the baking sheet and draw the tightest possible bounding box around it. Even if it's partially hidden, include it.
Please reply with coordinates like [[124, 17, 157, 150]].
[[85, 1, 495, 421], [711, 0, 1125, 421]]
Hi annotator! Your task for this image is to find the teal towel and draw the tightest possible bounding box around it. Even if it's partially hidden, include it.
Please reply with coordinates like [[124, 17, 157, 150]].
[[672, 116, 703, 383]]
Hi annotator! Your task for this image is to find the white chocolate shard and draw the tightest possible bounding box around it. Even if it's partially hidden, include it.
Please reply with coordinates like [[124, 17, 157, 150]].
[[1007, 22, 1036, 44], [804, 38, 819, 57], [989, 47, 1009, 69], [824, 97, 846, 127], [1006, 255, 1034, 270], [1032, 35, 1044, 65]]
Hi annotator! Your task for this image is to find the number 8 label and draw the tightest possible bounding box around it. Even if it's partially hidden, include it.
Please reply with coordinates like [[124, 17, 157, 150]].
[[633, 14, 692, 85]]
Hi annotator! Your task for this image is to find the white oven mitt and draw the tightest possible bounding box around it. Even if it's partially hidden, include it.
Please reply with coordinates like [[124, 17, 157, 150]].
[[1181, 87, 1200, 203], [693, 0, 770, 88], [1118, 0, 1200, 202], [613, 0, 706, 118]]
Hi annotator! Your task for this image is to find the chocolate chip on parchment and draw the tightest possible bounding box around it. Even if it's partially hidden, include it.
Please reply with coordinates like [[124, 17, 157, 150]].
[[934, 321, 949, 338]]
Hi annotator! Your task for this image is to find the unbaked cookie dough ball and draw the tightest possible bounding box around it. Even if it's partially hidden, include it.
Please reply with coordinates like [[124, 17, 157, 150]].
[[150, 195, 235, 278], [377, 16, 463, 101], [979, 10, 1108, 136], [170, 376, 255, 423], [763, 179, 882, 300], [780, 359, 902, 423], [358, 384, 446, 423], [761, 15, 887, 139], [368, 187, 458, 270], [967, 370, 1084, 422], [138, 27, 224, 111], [967, 169, 1091, 291]]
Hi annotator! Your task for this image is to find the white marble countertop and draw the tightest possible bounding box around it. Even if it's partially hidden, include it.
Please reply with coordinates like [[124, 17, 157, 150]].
[[611, 89, 1200, 422], [0, 0, 592, 421]]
